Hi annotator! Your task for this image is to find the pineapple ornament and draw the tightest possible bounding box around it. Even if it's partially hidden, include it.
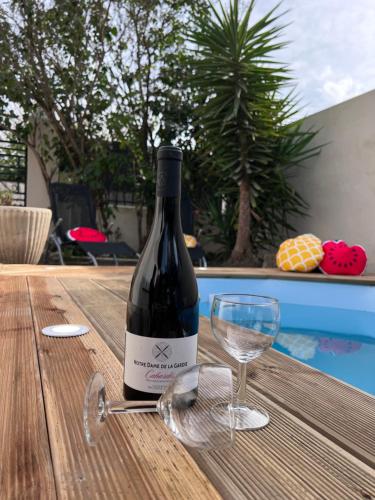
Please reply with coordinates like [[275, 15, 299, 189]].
[[276, 234, 324, 272]]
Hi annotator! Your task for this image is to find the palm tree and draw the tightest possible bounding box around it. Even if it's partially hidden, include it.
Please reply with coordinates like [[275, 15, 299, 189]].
[[190, 0, 319, 264]]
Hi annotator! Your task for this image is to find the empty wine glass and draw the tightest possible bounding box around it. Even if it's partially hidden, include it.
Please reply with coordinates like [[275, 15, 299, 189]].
[[211, 294, 280, 431], [83, 363, 235, 450]]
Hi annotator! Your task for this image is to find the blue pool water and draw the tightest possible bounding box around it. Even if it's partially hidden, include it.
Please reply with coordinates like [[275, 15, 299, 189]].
[[198, 278, 375, 396]]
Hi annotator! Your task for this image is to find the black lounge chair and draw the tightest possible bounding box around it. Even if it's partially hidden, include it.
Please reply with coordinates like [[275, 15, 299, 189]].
[[47, 183, 138, 265], [181, 191, 207, 267]]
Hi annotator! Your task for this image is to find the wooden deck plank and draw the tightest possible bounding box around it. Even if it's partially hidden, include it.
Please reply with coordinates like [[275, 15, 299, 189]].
[[93, 277, 131, 301], [61, 278, 127, 362], [197, 316, 375, 469], [81, 277, 375, 468], [196, 350, 375, 500], [62, 277, 375, 499], [28, 276, 219, 500], [0, 276, 56, 499], [0, 264, 137, 279]]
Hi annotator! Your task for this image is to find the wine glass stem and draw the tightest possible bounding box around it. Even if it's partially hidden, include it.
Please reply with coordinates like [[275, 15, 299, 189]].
[[107, 400, 158, 415], [236, 361, 248, 406]]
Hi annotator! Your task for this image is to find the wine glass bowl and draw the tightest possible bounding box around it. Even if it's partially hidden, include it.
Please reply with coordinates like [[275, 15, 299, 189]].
[[83, 363, 235, 450], [211, 294, 280, 431]]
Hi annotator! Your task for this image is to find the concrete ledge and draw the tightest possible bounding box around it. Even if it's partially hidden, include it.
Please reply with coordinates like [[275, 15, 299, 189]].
[[194, 267, 375, 285]]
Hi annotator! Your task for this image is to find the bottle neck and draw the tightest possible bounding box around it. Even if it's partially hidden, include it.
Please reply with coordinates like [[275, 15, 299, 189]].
[[153, 156, 182, 233], [153, 195, 182, 233]]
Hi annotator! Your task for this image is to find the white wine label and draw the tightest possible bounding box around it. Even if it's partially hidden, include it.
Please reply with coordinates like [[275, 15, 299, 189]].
[[124, 331, 198, 394]]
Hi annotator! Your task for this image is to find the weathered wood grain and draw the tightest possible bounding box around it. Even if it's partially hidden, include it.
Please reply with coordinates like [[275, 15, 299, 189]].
[[70, 276, 375, 468], [196, 350, 375, 500], [28, 276, 219, 500], [89, 280, 375, 465], [2, 266, 375, 499], [0, 264, 136, 279], [63, 276, 375, 499], [93, 278, 131, 301], [197, 316, 375, 469], [61, 278, 127, 362], [0, 276, 56, 499]]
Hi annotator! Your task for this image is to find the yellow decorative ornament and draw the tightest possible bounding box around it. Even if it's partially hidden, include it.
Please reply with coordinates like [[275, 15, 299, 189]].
[[276, 234, 323, 272], [184, 234, 198, 248]]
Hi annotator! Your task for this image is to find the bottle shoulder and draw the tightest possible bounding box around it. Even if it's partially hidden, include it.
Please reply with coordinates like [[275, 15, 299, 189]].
[[130, 230, 197, 305]]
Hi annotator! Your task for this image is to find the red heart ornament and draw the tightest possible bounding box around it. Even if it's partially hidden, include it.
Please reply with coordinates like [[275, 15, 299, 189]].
[[319, 240, 367, 275]]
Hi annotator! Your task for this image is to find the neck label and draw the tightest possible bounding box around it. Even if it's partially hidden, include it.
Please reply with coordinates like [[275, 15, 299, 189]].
[[156, 163, 181, 197]]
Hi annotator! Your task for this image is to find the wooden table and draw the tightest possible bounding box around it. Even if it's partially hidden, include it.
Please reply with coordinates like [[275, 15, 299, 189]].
[[1, 266, 374, 499]]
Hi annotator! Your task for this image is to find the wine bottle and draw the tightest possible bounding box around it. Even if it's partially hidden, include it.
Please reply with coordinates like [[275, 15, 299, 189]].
[[124, 145, 199, 401]]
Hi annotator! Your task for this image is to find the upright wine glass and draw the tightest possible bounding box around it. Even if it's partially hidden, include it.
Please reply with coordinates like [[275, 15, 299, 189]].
[[211, 294, 280, 431], [83, 363, 235, 450]]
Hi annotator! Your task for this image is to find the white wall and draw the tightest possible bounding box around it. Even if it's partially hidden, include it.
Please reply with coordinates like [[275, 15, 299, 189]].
[[27, 147, 51, 207], [26, 119, 58, 208], [290, 90, 375, 271], [107, 205, 147, 252]]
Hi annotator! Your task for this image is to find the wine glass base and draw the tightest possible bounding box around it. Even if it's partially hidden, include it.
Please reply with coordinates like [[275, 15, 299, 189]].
[[211, 402, 269, 431]]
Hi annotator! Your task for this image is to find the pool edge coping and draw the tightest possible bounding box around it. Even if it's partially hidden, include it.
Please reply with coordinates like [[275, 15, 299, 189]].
[[195, 267, 375, 285]]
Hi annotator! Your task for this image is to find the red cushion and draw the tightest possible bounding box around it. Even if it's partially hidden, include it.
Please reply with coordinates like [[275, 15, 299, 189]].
[[319, 240, 367, 275], [67, 226, 107, 243]]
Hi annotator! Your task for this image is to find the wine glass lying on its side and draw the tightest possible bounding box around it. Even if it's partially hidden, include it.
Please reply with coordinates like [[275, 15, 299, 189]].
[[83, 363, 235, 450]]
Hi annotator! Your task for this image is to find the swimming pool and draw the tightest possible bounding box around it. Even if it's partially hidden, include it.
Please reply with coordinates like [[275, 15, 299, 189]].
[[198, 278, 375, 396]]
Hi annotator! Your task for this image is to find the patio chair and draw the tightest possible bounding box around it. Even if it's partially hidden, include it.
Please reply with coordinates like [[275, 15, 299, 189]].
[[47, 183, 139, 265], [181, 191, 207, 267]]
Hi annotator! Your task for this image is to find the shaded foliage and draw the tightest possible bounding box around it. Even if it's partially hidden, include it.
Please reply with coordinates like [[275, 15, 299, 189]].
[[0, 0, 321, 260], [189, 0, 321, 262], [0, 0, 205, 234]]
